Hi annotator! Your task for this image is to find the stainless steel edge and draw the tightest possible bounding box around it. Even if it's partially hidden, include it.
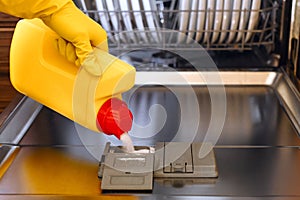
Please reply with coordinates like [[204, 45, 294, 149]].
[[135, 71, 279, 86], [274, 70, 300, 134], [0, 97, 42, 144], [0, 196, 299, 200], [0, 145, 19, 173], [0, 94, 24, 127], [0, 195, 299, 200]]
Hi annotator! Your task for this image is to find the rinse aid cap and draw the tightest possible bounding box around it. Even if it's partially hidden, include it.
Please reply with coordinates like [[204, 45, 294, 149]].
[[97, 98, 133, 139]]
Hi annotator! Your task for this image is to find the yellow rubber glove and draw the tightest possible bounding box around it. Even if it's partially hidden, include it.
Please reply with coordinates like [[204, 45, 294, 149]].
[[56, 37, 79, 66], [0, 0, 108, 76], [41, 1, 108, 76]]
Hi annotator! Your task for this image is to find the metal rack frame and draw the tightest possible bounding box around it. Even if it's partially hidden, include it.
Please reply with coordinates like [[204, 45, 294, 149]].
[[76, 0, 279, 51]]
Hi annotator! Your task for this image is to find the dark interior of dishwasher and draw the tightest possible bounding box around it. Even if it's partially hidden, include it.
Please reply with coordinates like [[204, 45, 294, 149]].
[[80, 0, 292, 71]]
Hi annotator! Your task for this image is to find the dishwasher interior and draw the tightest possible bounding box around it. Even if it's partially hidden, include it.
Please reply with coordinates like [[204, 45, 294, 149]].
[[1, 0, 300, 199]]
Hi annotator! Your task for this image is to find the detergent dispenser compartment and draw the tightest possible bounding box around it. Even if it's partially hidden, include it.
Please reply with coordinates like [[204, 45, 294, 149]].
[[98, 142, 218, 191]]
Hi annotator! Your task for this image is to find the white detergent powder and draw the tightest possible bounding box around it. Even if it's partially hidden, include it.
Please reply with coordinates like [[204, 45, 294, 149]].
[[120, 133, 151, 153], [120, 133, 135, 153]]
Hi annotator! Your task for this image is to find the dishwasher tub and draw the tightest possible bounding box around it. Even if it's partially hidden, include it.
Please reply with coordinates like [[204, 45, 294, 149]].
[[0, 70, 300, 199]]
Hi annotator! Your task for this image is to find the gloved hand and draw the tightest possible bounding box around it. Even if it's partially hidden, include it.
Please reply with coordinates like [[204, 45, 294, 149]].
[[0, 0, 108, 76], [41, 1, 108, 76]]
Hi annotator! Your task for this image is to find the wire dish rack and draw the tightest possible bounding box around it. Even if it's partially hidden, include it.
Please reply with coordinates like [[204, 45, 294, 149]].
[[74, 0, 279, 51]]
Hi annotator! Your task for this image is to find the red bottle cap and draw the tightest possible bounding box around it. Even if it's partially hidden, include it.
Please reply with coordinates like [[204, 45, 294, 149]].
[[96, 98, 133, 139]]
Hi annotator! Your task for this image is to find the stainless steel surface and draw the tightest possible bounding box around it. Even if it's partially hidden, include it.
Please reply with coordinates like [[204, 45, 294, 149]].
[[11, 73, 300, 147], [0, 197, 300, 200], [0, 71, 300, 198], [1, 146, 300, 197], [0, 97, 42, 144], [153, 147, 300, 196]]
